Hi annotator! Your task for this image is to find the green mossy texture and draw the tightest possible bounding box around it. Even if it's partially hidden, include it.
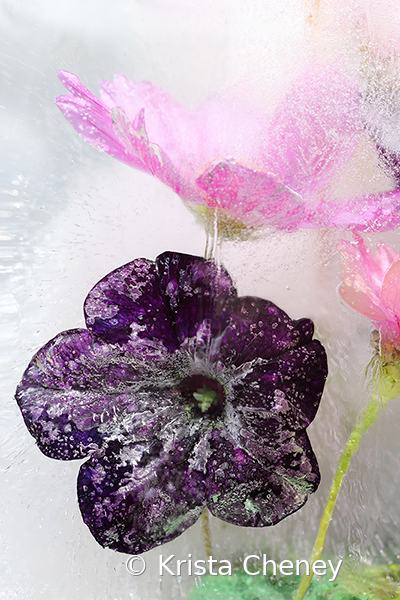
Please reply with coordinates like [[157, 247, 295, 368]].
[[187, 564, 400, 600]]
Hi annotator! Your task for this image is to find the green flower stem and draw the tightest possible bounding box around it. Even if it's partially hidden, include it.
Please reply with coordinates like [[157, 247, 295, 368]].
[[201, 508, 213, 559], [293, 388, 382, 600], [204, 208, 218, 260]]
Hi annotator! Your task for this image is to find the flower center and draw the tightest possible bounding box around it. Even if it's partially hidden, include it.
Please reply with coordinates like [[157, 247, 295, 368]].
[[179, 374, 225, 417], [193, 388, 218, 413]]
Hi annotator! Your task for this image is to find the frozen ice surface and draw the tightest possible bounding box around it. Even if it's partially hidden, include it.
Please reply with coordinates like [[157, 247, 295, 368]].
[[3, 1, 400, 599]]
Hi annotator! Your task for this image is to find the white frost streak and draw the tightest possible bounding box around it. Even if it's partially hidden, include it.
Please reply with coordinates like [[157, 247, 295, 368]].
[[188, 433, 211, 473]]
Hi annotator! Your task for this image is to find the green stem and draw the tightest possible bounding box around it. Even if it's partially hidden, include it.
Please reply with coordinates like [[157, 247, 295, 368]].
[[204, 231, 211, 260], [200, 508, 213, 559], [204, 208, 219, 260], [293, 388, 382, 600]]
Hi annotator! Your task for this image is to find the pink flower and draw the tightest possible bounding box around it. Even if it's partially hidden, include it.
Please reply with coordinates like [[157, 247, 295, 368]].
[[339, 233, 400, 349], [56, 69, 400, 237]]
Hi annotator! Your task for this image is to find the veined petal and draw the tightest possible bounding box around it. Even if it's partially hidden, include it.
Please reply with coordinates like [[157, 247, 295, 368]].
[[110, 107, 201, 204], [57, 70, 106, 105], [100, 74, 202, 176], [56, 71, 145, 169], [308, 191, 400, 233]]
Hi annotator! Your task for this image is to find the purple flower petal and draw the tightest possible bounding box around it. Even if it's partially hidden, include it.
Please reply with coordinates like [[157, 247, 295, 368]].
[[156, 251, 237, 345], [85, 252, 238, 350], [84, 258, 179, 350], [239, 344, 327, 425], [218, 296, 315, 366], [205, 429, 319, 527], [16, 251, 327, 551], [228, 344, 327, 453], [15, 329, 190, 460], [78, 434, 207, 554], [376, 142, 400, 187], [16, 329, 118, 459]]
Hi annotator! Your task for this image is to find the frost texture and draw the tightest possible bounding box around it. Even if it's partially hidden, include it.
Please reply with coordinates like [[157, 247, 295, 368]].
[[16, 252, 327, 554]]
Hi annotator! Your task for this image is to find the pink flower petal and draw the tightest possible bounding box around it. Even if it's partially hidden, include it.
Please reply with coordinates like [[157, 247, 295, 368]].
[[56, 71, 144, 168], [196, 161, 305, 230], [338, 238, 390, 322], [338, 234, 400, 348], [305, 190, 400, 233], [56, 69, 400, 236], [339, 233, 398, 290], [56, 71, 201, 205], [99, 73, 202, 177], [110, 107, 200, 203], [339, 281, 389, 322], [57, 70, 104, 104], [264, 66, 359, 197], [381, 261, 400, 320]]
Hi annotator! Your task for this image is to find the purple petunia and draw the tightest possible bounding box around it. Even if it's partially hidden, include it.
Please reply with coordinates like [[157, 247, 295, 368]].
[[16, 252, 327, 554]]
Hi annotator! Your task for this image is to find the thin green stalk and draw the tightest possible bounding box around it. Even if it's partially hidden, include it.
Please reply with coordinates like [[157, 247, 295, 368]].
[[200, 508, 213, 559], [204, 230, 211, 260], [293, 388, 382, 600], [204, 208, 220, 260]]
